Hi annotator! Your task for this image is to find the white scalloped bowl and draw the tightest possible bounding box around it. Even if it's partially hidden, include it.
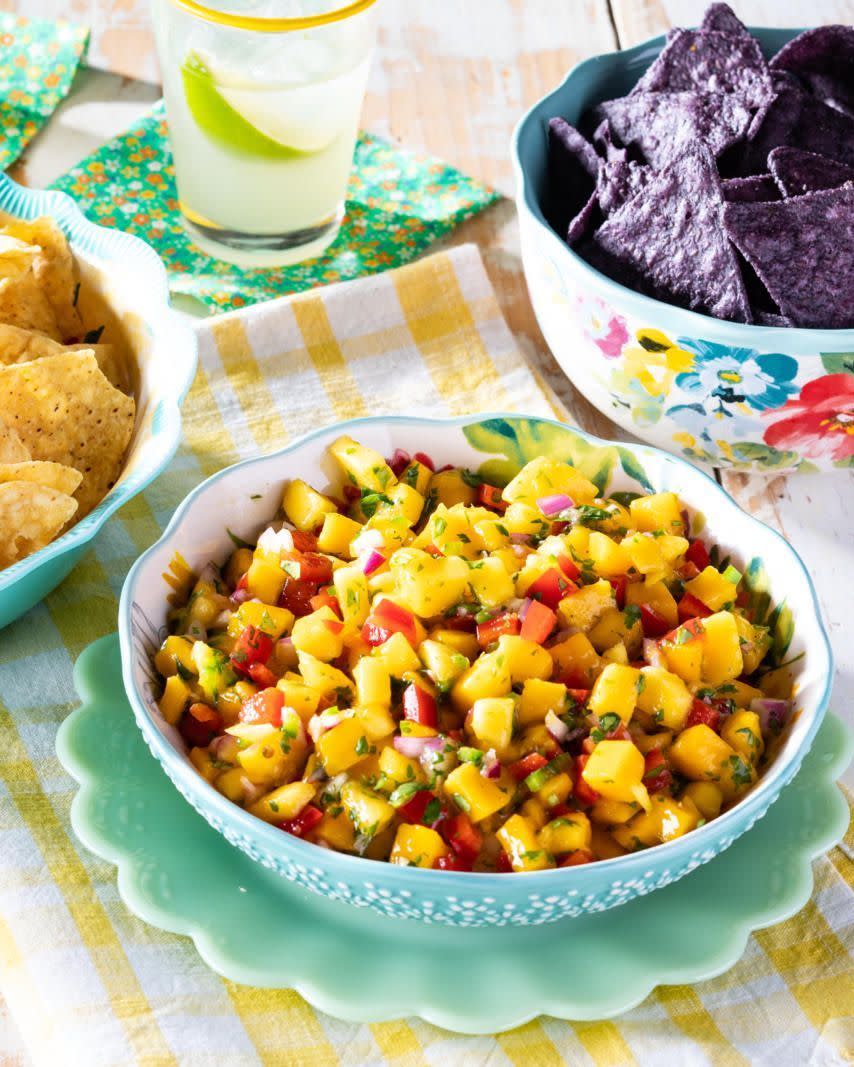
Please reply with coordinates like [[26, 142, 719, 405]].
[[119, 414, 834, 926], [0, 174, 197, 629]]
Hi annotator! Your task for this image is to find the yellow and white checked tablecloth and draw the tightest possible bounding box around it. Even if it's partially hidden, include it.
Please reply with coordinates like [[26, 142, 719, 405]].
[[0, 245, 852, 1067]]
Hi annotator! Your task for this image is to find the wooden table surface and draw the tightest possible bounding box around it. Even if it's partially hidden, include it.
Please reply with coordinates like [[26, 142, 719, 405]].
[[1, 4, 852, 1062]]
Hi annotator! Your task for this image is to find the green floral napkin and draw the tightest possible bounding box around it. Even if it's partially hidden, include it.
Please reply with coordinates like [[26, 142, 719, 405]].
[[51, 102, 499, 312], [0, 13, 89, 168]]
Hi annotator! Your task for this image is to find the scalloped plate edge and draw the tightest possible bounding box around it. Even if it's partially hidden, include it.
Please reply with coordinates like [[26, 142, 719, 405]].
[[57, 639, 853, 1032]]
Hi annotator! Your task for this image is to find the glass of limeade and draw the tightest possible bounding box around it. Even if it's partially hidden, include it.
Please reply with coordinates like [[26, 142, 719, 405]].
[[153, 0, 380, 267]]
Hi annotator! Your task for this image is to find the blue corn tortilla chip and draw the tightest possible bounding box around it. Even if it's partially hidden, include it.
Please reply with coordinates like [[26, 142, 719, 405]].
[[597, 159, 652, 215], [756, 311, 793, 327], [634, 28, 772, 108], [771, 26, 854, 118], [723, 185, 854, 328], [702, 3, 751, 37], [588, 144, 752, 322], [721, 175, 780, 202], [769, 146, 854, 197], [595, 91, 751, 169], [592, 120, 628, 163], [741, 82, 854, 173], [567, 190, 600, 246], [546, 118, 600, 243]]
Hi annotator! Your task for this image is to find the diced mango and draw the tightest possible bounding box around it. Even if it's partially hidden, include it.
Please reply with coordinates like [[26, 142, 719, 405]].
[[451, 648, 512, 711], [231, 601, 294, 640], [468, 556, 515, 608], [548, 632, 601, 686], [418, 639, 469, 692], [390, 824, 448, 868], [582, 740, 650, 808], [636, 666, 693, 731], [734, 613, 772, 675], [291, 606, 345, 662], [341, 780, 396, 837], [297, 650, 354, 700], [333, 566, 370, 633], [317, 512, 362, 557], [378, 744, 426, 787], [355, 703, 396, 741], [613, 795, 698, 849], [587, 663, 641, 724], [372, 631, 422, 678], [556, 579, 614, 631], [587, 531, 631, 577], [429, 469, 477, 508], [502, 457, 597, 507], [246, 557, 287, 604], [390, 548, 469, 617], [588, 607, 642, 656], [625, 580, 678, 628], [154, 635, 196, 678], [282, 479, 337, 532], [685, 566, 740, 612], [248, 780, 315, 824], [316, 809, 356, 852], [189, 746, 218, 783], [317, 717, 372, 775], [683, 781, 723, 820], [721, 709, 764, 764], [468, 696, 516, 755], [701, 611, 743, 685], [537, 813, 591, 855], [444, 762, 510, 822], [159, 674, 191, 725], [276, 674, 321, 723], [518, 678, 569, 726], [629, 492, 685, 534], [497, 814, 554, 871], [669, 724, 737, 783], [330, 435, 397, 493], [497, 635, 553, 683], [590, 798, 638, 825]]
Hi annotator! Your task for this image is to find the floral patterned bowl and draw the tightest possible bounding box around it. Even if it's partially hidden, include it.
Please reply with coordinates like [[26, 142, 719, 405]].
[[119, 414, 833, 926], [512, 27, 854, 473]]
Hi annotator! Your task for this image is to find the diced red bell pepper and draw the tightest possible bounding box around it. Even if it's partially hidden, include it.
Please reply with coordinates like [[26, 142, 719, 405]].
[[566, 688, 591, 707], [230, 624, 274, 676], [388, 448, 411, 476], [238, 686, 284, 726], [527, 568, 576, 609], [559, 849, 594, 867], [573, 754, 599, 806], [362, 598, 418, 648], [247, 662, 279, 689], [643, 748, 673, 793], [279, 578, 316, 618], [662, 616, 707, 645], [180, 703, 223, 747], [441, 813, 483, 861], [557, 554, 581, 582], [441, 612, 477, 633], [434, 852, 473, 872], [279, 804, 324, 838], [423, 543, 444, 558], [234, 572, 249, 594], [477, 483, 507, 513], [402, 682, 438, 728], [291, 530, 319, 552], [509, 752, 549, 781], [639, 603, 670, 638], [685, 539, 711, 571], [413, 451, 435, 471], [342, 484, 361, 503], [686, 699, 721, 732], [520, 600, 557, 645], [310, 589, 343, 617], [677, 592, 713, 624], [608, 575, 627, 609], [286, 551, 333, 587], [548, 802, 573, 818], [476, 611, 520, 648], [550, 521, 569, 534], [398, 788, 441, 826], [435, 464, 454, 473], [496, 850, 513, 873]]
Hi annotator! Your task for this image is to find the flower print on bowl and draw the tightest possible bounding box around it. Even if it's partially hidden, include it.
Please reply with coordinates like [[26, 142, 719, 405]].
[[674, 339, 799, 414], [584, 297, 630, 358], [764, 373, 854, 466], [607, 328, 694, 425]]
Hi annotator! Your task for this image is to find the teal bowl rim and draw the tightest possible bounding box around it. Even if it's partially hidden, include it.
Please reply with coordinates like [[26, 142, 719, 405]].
[[511, 25, 854, 347], [0, 173, 198, 594], [118, 412, 834, 895]]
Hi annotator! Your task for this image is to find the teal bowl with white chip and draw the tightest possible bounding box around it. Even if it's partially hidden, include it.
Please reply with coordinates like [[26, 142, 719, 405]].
[[513, 26, 854, 474], [0, 175, 197, 629]]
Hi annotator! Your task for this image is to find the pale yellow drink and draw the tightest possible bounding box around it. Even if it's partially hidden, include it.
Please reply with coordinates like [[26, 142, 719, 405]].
[[153, 0, 379, 266]]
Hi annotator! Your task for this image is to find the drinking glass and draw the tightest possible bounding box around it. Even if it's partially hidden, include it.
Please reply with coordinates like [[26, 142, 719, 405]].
[[152, 0, 380, 266]]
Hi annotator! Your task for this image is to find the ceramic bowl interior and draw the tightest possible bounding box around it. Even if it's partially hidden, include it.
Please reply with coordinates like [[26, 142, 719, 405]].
[[119, 414, 832, 926], [0, 175, 197, 627], [512, 28, 854, 474]]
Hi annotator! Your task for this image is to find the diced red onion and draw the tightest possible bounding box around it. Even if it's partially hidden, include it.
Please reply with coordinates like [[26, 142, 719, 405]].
[[352, 527, 384, 557], [750, 698, 792, 733], [275, 636, 298, 671], [517, 597, 533, 622], [481, 748, 501, 778], [545, 709, 569, 744], [393, 734, 444, 759], [537, 493, 575, 516], [230, 586, 252, 606], [510, 532, 531, 544], [257, 526, 295, 556], [361, 548, 386, 575], [209, 734, 239, 763], [643, 638, 666, 669], [239, 775, 265, 805]]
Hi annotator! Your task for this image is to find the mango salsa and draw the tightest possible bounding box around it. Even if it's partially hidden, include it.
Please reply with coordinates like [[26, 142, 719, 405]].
[[153, 437, 789, 871]]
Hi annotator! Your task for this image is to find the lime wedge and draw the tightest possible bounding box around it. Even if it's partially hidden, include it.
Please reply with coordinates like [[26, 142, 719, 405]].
[[181, 52, 308, 159]]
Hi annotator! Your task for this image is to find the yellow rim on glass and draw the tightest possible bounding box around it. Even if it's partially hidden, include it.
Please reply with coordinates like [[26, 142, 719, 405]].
[[171, 0, 378, 32]]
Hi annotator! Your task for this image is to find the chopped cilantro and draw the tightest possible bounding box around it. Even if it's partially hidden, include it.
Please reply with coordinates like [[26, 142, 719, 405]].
[[355, 735, 369, 756], [226, 528, 253, 549], [360, 487, 393, 518], [623, 603, 642, 628]]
